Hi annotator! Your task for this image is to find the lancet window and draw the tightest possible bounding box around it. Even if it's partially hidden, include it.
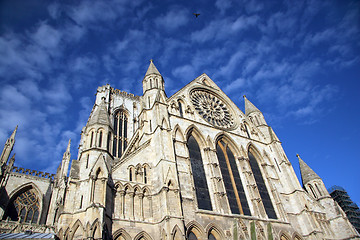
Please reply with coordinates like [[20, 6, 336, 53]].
[[3, 187, 40, 223], [186, 135, 212, 211], [248, 150, 277, 219], [178, 100, 183, 117], [98, 131, 103, 147], [113, 110, 128, 158], [216, 139, 251, 215]]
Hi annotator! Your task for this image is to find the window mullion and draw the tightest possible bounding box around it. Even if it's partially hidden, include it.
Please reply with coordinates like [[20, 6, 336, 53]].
[[219, 142, 244, 215]]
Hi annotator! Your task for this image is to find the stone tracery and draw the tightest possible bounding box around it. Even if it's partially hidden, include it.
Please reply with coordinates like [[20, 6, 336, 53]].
[[190, 89, 234, 129]]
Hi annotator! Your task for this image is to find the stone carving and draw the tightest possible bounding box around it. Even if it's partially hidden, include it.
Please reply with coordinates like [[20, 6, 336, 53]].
[[190, 89, 234, 129]]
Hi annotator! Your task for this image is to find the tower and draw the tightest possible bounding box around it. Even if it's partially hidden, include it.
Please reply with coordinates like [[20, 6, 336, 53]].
[[56, 95, 114, 239], [298, 154, 327, 200], [298, 154, 359, 239], [47, 140, 71, 226]]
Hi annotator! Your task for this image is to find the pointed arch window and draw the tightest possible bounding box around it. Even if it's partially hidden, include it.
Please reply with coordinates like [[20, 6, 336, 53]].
[[216, 139, 250, 215], [315, 183, 322, 196], [248, 150, 277, 219], [309, 184, 317, 198], [98, 131, 103, 147], [90, 131, 94, 147], [143, 166, 147, 184], [187, 135, 212, 211], [3, 187, 40, 223], [178, 100, 183, 117], [113, 110, 128, 158]]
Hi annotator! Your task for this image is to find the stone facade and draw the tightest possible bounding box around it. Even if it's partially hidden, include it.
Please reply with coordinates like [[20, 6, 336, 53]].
[[0, 61, 359, 239]]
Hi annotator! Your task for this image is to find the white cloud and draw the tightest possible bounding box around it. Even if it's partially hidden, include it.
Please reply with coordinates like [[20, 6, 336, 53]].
[[223, 78, 246, 93], [31, 22, 63, 50], [154, 7, 189, 32], [68, 1, 118, 26], [215, 0, 232, 14], [172, 64, 196, 82]]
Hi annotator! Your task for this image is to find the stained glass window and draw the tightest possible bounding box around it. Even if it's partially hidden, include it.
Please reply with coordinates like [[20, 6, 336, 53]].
[[216, 139, 251, 215], [187, 135, 212, 211], [3, 188, 40, 223], [248, 151, 277, 219], [113, 110, 128, 157]]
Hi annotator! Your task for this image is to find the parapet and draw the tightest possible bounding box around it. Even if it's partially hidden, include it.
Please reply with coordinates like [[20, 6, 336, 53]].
[[11, 166, 55, 180]]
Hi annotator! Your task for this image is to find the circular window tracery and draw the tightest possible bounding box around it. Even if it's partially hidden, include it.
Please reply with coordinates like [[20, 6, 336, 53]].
[[190, 89, 234, 129]]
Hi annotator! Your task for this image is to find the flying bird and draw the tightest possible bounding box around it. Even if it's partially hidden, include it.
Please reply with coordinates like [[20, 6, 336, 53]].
[[193, 13, 200, 18]]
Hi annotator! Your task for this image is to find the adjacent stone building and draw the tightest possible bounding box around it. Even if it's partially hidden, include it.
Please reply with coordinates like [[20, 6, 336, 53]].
[[0, 61, 359, 239]]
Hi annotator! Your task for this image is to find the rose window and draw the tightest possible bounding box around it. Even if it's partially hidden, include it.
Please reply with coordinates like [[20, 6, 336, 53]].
[[190, 89, 234, 128]]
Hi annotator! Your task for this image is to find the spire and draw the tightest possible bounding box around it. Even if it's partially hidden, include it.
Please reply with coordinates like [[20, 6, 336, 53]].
[[145, 59, 161, 77], [10, 125, 18, 140], [1, 125, 18, 165], [243, 95, 261, 116], [88, 98, 111, 127], [60, 139, 71, 179], [297, 154, 321, 186], [65, 139, 71, 155]]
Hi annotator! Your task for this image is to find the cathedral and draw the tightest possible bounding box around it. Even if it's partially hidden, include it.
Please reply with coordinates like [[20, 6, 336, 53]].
[[0, 61, 359, 240]]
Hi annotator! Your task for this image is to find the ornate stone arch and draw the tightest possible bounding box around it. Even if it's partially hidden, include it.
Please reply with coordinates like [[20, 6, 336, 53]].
[[171, 225, 184, 240], [185, 125, 207, 148], [112, 105, 130, 117], [113, 228, 131, 240], [214, 133, 242, 157], [90, 218, 101, 239], [205, 223, 225, 240], [247, 143, 263, 161], [134, 231, 153, 240], [115, 181, 124, 191], [133, 185, 142, 193], [186, 221, 204, 239], [63, 227, 70, 240], [143, 186, 151, 196], [123, 183, 133, 192], [57, 228, 63, 240], [292, 232, 303, 240], [173, 124, 185, 142], [70, 219, 85, 240], [5, 182, 43, 224], [279, 231, 291, 240]]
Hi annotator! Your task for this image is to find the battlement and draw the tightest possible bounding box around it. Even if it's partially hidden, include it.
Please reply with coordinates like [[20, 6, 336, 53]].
[[111, 87, 140, 100], [11, 166, 55, 180]]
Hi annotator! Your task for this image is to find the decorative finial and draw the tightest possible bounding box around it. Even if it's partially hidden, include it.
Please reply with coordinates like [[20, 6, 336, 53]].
[[296, 153, 300, 159], [150, 59, 153, 63], [243, 95, 246, 98]]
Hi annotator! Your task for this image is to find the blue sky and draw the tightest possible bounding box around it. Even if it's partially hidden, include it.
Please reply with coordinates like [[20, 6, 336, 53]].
[[0, 0, 359, 205]]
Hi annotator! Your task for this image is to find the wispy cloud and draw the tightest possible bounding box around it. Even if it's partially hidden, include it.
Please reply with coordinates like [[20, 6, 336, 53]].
[[154, 7, 189, 32]]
